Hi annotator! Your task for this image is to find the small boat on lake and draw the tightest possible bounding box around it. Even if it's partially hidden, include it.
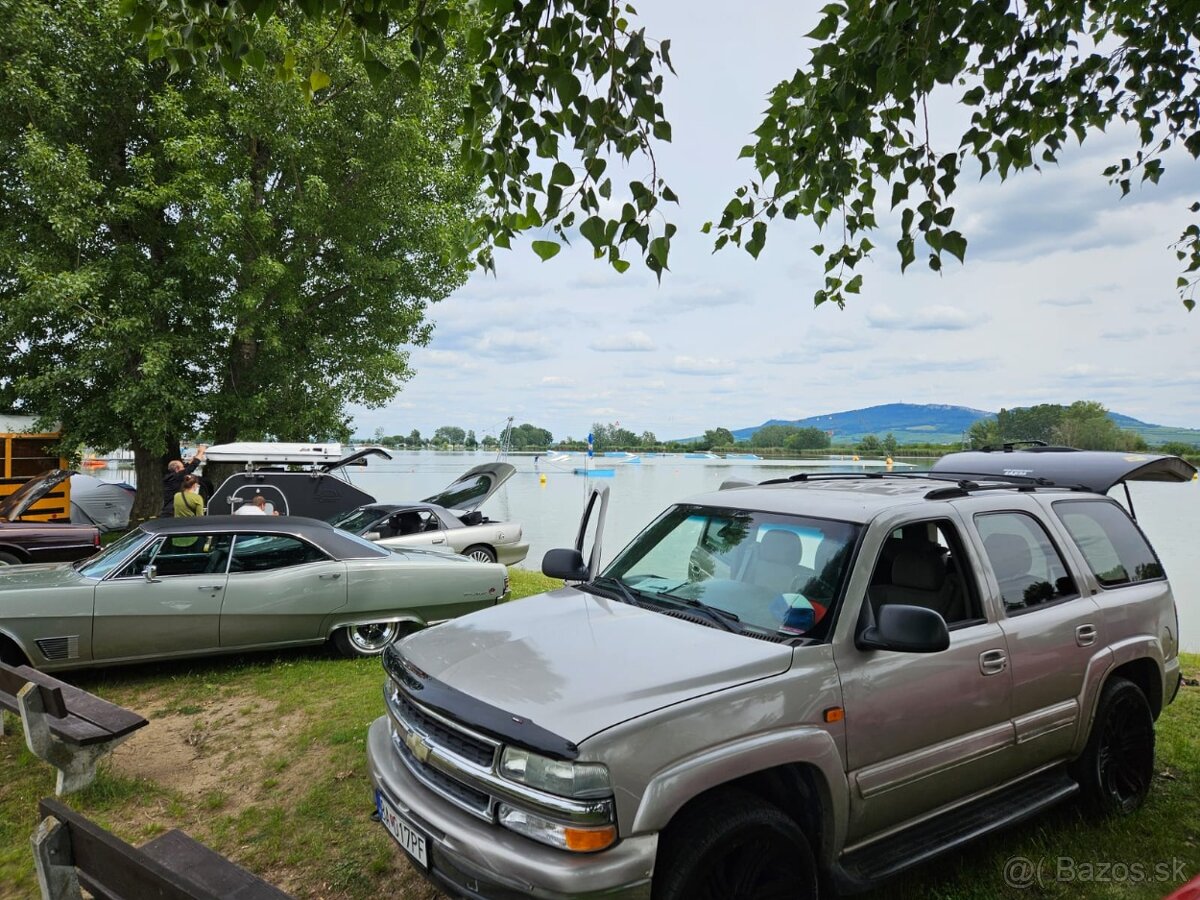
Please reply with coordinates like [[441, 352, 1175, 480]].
[[684, 451, 721, 460]]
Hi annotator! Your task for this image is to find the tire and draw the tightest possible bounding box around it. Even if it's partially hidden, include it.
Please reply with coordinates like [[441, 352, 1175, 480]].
[[652, 789, 818, 900], [0, 551, 22, 566], [332, 622, 402, 658], [464, 545, 497, 563], [1072, 676, 1155, 816]]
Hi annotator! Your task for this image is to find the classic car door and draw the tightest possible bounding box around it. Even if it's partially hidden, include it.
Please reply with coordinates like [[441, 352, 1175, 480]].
[[836, 514, 1017, 841], [219, 532, 347, 647], [377, 508, 449, 550], [91, 533, 232, 661]]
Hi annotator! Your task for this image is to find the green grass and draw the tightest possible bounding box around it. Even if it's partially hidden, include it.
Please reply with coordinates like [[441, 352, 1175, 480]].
[[1, 572, 1197, 899]]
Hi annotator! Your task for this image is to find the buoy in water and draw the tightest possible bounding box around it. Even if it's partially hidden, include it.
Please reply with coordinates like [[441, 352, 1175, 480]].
[[539, 473, 547, 485]]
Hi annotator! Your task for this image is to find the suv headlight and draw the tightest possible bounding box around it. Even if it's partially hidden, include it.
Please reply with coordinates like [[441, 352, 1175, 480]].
[[499, 747, 612, 799]]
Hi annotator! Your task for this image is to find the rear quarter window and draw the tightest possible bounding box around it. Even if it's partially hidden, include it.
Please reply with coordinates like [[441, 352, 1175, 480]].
[[1053, 499, 1164, 587]]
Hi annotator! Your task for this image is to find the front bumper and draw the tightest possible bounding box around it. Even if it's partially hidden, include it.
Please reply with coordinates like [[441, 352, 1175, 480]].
[[367, 716, 655, 900]]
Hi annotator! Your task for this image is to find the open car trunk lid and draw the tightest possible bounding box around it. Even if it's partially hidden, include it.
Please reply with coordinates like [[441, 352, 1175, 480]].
[[422, 462, 515, 513], [932, 448, 1197, 494], [0, 469, 73, 522]]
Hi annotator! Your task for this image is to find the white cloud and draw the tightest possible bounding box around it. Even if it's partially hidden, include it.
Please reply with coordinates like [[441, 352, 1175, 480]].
[[866, 304, 988, 331], [668, 355, 738, 376], [540, 375, 577, 387], [589, 330, 657, 352]]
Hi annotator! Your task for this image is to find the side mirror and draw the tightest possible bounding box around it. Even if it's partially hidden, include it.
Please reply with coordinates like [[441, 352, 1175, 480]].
[[364, 532, 381, 542], [143, 564, 159, 583], [856, 604, 949, 653], [542, 548, 589, 581]]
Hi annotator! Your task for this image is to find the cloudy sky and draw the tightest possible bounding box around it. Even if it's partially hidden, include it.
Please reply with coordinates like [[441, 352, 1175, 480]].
[[351, 2, 1200, 443]]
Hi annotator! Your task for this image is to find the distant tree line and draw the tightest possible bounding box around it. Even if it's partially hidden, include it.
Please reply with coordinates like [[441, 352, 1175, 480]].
[[967, 402, 1148, 452]]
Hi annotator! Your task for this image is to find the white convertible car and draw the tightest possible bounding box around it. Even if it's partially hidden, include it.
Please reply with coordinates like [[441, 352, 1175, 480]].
[[328, 463, 529, 565]]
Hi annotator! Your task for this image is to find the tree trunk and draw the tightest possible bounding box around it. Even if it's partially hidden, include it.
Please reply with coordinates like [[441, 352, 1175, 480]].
[[130, 441, 164, 523]]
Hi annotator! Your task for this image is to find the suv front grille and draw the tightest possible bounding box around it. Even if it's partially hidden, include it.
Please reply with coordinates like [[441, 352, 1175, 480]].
[[395, 694, 495, 768], [386, 682, 501, 821]]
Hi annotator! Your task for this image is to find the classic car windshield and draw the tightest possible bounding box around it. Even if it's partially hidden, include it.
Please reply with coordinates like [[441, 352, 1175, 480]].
[[603, 505, 860, 638], [328, 506, 387, 534], [76, 528, 148, 578]]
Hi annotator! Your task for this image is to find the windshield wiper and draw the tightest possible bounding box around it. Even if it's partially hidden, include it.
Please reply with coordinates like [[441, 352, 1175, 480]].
[[586, 575, 641, 607], [637, 589, 740, 633], [656, 590, 741, 625]]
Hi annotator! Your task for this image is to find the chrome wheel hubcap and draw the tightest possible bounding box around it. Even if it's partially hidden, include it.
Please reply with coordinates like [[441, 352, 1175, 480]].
[[349, 622, 398, 652]]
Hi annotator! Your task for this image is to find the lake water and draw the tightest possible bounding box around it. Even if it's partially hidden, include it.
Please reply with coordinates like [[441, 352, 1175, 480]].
[[98, 451, 1200, 650]]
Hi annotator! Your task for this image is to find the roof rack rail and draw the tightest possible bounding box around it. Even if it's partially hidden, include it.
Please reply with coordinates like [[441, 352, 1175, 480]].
[[757, 472, 888, 486], [924, 479, 1091, 501]]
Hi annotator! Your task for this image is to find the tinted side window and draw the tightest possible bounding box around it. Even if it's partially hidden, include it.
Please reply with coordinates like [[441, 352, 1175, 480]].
[[975, 513, 1077, 612], [230, 534, 328, 572], [1053, 500, 1164, 587]]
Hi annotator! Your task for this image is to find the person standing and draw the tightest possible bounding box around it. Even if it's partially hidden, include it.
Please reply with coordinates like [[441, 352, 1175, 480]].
[[173, 475, 205, 518], [160, 444, 207, 517]]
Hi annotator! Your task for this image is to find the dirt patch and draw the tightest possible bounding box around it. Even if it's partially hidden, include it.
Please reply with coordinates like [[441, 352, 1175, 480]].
[[107, 693, 315, 819]]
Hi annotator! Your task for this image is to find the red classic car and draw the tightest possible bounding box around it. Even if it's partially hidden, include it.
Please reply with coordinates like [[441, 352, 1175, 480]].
[[0, 470, 101, 565]]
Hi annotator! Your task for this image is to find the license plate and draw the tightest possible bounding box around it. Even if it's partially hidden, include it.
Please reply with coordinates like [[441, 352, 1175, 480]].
[[376, 790, 428, 869]]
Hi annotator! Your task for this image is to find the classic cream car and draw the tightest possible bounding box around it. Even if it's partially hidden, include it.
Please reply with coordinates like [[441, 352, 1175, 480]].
[[0, 516, 509, 670]]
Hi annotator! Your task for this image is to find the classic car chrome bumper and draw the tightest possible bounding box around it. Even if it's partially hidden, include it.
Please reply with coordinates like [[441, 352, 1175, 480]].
[[366, 717, 655, 900]]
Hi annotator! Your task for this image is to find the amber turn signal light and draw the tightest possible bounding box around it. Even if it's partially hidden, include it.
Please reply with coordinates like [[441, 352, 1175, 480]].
[[823, 707, 845, 723], [563, 825, 618, 852]]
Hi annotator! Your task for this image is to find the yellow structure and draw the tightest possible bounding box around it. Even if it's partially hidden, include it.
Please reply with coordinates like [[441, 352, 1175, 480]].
[[0, 417, 70, 521]]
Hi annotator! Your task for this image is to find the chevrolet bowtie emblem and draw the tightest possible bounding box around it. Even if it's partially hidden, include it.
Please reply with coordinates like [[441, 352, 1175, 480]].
[[405, 729, 432, 764]]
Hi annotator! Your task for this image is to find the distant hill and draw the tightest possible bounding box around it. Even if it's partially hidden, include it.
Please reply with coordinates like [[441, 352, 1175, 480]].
[[683, 403, 1200, 446], [728, 403, 992, 445]]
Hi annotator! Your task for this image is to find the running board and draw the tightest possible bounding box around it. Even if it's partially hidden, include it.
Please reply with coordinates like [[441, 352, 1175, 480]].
[[832, 768, 1078, 894]]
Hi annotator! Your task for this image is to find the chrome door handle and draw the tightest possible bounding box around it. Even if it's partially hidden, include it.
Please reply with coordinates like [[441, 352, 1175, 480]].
[[1076, 624, 1098, 647], [432, 539, 445, 544], [319, 573, 342, 580], [197, 585, 223, 591], [979, 649, 1008, 676]]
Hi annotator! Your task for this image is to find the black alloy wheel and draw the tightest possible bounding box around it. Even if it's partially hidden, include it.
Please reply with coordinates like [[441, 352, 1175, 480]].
[[653, 789, 818, 900], [1074, 676, 1155, 815]]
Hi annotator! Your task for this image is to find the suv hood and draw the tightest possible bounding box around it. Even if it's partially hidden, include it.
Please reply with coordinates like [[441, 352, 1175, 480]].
[[422, 462, 515, 513], [399, 587, 793, 745], [0, 469, 72, 522]]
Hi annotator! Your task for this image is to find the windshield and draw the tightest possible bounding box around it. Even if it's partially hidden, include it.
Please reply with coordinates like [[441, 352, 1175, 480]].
[[327, 506, 388, 534], [603, 505, 860, 639], [76, 528, 149, 579]]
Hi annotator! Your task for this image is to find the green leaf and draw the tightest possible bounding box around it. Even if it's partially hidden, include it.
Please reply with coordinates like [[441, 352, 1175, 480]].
[[612, 258, 631, 274], [550, 162, 574, 187], [652, 120, 672, 142], [531, 241, 561, 261], [552, 70, 582, 106], [309, 69, 331, 92], [942, 231, 967, 263], [363, 57, 390, 86], [579, 216, 606, 249]]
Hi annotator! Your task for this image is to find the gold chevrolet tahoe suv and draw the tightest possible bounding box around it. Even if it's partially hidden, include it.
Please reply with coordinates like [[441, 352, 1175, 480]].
[[367, 448, 1194, 899]]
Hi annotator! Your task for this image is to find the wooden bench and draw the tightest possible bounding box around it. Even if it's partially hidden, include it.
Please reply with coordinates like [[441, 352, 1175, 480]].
[[0, 663, 147, 794], [32, 797, 293, 900]]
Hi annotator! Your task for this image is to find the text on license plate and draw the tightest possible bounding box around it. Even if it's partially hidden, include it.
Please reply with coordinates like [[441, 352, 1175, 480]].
[[376, 790, 428, 868]]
